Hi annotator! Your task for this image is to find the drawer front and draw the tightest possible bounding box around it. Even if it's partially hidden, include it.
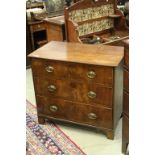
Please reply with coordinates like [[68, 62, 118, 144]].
[[31, 59, 68, 79], [123, 91, 129, 116], [73, 103, 113, 129], [122, 114, 129, 143], [69, 63, 113, 86], [37, 96, 113, 129], [31, 23, 46, 32], [31, 59, 113, 86], [34, 78, 113, 108], [37, 96, 74, 120], [124, 48, 129, 69], [124, 69, 129, 92]]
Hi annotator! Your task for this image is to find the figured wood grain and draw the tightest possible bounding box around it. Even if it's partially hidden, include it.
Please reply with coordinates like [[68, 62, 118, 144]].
[[31, 58, 114, 86], [28, 41, 124, 66], [30, 41, 124, 139], [37, 95, 113, 129], [34, 77, 113, 108]]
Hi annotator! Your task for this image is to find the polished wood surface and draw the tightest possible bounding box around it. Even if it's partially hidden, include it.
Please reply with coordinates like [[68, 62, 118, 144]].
[[37, 96, 113, 129], [29, 41, 124, 139], [34, 77, 113, 108], [29, 41, 124, 66], [44, 16, 66, 42], [122, 39, 129, 154], [31, 59, 114, 85]]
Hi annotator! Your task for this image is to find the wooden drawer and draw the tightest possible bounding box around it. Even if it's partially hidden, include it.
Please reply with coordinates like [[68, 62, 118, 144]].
[[34, 78, 113, 108], [122, 114, 129, 143], [37, 96, 113, 129], [31, 59, 68, 79], [37, 96, 74, 120], [69, 63, 113, 86], [124, 69, 129, 92], [32, 59, 113, 86], [124, 48, 129, 69], [30, 23, 46, 32], [123, 91, 129, 117]]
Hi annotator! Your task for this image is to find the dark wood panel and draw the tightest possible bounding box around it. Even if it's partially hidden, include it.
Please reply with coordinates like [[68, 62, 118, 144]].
[[37, 96, 113, 129], [124, 48, 129, 69], [69, 63, 114, 86], [122, 114, 129, 152], [34, 77, 113, 108], [26, 19, 33, 67], [32, 58, 114, 86], [123, 91, 129, 117], [122, 39, 129, 154], [31, 59, 68, 79], [123, 69, 129, 92]]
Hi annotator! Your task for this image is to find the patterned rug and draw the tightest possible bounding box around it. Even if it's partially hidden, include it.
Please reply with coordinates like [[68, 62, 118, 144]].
[[26, 100, 86, 155]]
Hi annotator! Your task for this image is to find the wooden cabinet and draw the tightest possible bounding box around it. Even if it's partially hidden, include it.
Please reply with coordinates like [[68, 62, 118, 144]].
[[44, 16, 65, 42], [28, 16, 65, 51], [28, 21, 47, 50], [29, 41, 124, 139], [122, 39, 129, 154]]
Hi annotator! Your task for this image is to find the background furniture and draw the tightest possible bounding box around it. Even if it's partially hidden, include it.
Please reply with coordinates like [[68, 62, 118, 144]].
[[28, 16, 65, 50], [27, 17, 65, 67], [44, 16, 65, 42], [64, 0, 128, 45], [26, 0, 65, 67], [122, 39, 129, 154], [26, 19, 33, 67], [29, 41, 124, 139], [28, 20, 47, 50]]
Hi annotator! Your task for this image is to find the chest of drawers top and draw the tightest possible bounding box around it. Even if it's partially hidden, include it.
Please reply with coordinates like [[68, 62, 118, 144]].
[[28, 41, 124, 66]]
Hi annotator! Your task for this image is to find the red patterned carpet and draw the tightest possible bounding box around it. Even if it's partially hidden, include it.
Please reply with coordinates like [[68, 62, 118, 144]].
[[26, 100, 86, 155]]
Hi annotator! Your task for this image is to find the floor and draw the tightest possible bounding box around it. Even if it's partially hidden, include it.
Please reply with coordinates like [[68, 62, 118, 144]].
[[26, 68, 124, 155]]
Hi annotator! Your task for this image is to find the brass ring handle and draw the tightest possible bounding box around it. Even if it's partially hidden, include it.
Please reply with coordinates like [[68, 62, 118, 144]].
[[48, 85, 56, 92], [88, 91, 96, 99], [87, 71, 96, 79], [88, 113, 97, 120], [45, 66, 54, 73], [50, 105, 58, 112]]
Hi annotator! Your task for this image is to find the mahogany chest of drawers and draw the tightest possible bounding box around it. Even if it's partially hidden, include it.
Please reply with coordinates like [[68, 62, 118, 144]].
[[122, 39, 129, 153], [29, 41, 124, 139]]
